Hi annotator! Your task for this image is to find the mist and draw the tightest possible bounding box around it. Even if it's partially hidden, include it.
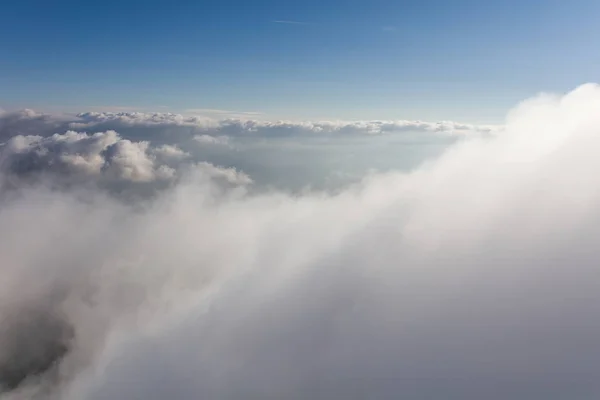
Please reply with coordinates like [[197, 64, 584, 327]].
[[1, 84, 600, 399]]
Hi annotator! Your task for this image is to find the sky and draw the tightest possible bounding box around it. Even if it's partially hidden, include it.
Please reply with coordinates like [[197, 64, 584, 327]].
[[2, 0, 600, 122]]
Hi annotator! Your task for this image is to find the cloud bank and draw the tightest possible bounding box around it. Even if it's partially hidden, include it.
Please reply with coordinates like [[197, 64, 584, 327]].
[[0, 108, 487, 192], [0, 109, 499, 141], [1, 84, 600, 399]]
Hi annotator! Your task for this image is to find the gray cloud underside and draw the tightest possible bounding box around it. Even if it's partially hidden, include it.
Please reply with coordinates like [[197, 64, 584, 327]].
[[1, 84, 600, 399]]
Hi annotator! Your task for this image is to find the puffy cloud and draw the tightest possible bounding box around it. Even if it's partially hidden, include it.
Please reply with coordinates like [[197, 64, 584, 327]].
[[101, 139, 158, 183], [0, 109, 67, 141], [2, 84, 600, 399], [1, 131, 156, 183], [152, 144, 190, 160], [0, 130, 240, 193], [191, 161, 253, 186], [2, 130, 120, 178]]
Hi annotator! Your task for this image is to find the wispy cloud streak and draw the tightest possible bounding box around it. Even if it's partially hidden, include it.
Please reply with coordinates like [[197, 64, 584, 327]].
[[272, 20, 309, 25]]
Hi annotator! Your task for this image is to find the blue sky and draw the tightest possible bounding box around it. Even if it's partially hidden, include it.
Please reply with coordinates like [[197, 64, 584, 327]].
[[1, 0, 599, 122]]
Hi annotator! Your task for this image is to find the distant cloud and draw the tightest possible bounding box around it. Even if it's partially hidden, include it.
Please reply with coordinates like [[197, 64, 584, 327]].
[[0, 109, 67, 140], [211, 118, 499, 136], [193, 134, 230, 146], [0, 110, 499, 143], [71, 111, 216, 129], [382, 26, 397, 32], [1, 130, 164, 184], [0, 129, 246, 193]]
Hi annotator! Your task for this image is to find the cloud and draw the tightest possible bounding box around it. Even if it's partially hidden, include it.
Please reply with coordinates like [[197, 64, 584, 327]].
[[0, 109, 472, 193], [0, 130, 162, 184], [191, 161, 253, 186], [213, 118, 499, 137], [193, 134, 230, 146], [0, 130, 241, 196], [2, 84, 600, 399], [68, 112, 218, 134], [0, 109, 67, 141], [0, 109, 499, 142], [153, 144, 190, 160], [0, 110, 497, 192]]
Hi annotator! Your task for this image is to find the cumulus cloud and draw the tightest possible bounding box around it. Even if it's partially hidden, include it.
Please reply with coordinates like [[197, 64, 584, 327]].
[[0, 130, 242, 196], [153, 144, 190, 160], [0, 109, 67, 141], [1, 131, 162, 184], [1, 84, 600, 399]]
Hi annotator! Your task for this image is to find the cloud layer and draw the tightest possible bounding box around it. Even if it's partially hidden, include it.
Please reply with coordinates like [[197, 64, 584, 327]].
[[1, 84, 600, 399], [0, 129, 252, 197], [0, 109, 485, 192], [1, 109, 499, 141]]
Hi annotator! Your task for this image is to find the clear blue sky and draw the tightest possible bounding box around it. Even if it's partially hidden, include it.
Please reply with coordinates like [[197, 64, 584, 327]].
[[1, 0, 599, 122]]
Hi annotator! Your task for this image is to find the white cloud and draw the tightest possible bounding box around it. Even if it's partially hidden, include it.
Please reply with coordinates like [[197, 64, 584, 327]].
[[0, 130, 238, 191], [2, 84, 600, 399], [213, 118, 499, 136], [101, 139, 157, 183], [152, 144, 190, 160], [193, 134, 230, 146], [3, 130, 120, 178], [190, 161, 253, 186], [72, 111, 216, 128], [0, 110, 497, 140]]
